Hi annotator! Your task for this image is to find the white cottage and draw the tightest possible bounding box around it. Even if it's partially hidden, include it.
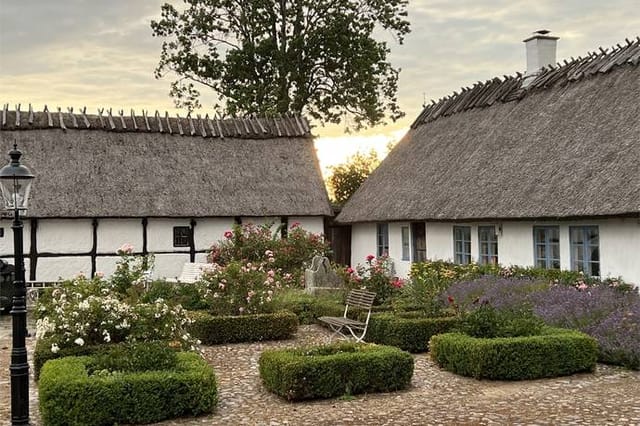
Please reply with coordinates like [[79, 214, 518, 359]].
[[337, 33, 640, 285], [0, 109, 332, 281]]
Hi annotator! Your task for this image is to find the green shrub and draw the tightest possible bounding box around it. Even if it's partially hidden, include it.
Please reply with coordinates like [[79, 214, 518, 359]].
[[141, 280, 212, 311], [271, 291, 344, 324], [342, 255, 402, 305], [188, 310, 298, 344], [34, 340, 178, 381], [39, 352, 217, 426], [429, 328, 598, 380], [259, 342, 414, 400], [366, 312, 460, 352], [458, 305, 545, 338]]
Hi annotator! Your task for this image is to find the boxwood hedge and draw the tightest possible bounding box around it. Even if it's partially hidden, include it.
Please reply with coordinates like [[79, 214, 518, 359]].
[[34, 339, 175, 381], [430, 327, 598, 380], [188, 310, 298, 344], [259, 342, 414, 401], [39, 351, 217, 426], [366, 312, 460, 352]]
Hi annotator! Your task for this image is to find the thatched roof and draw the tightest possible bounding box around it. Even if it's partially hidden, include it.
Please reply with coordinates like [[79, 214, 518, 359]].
[[337, 37, 640, 223], [0, 108, 332, 218]]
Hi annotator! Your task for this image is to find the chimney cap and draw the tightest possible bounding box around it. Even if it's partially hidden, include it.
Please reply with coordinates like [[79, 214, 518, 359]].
[[523, 30, 559, 42]]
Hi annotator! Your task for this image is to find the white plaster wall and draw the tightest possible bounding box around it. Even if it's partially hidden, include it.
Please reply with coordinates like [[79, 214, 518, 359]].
[[289, 216, 325, 236], [37, 257, 91, 281], [586, 219, 639, 285], [389, 222, 411, 278], [152, 253, 192, 280], [147, 218, 191, 252], [351, 223, 377, 268], [95, 256, 120, 277], [97, 219, 143, 253], [0, 218, 31, 256], [425, 223, 454, 262], [37, 219, 93, 254], [194, 218, 235, 251], [495, 222, 533, 267]]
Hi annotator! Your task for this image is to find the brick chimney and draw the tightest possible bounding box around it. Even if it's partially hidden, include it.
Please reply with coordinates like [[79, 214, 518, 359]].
[[522, 30, 559, 87]]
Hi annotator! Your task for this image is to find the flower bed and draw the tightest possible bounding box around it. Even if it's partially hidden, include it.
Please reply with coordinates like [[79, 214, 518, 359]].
[[187, 310, 298, 344], [429, 328, 598, 380], [366, 312, 460, 352], [39, 347, 217, 426], [259, 342, 414, 400]]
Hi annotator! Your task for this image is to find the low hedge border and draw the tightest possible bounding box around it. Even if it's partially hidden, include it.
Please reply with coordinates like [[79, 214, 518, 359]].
[[366, 312, 460, 352], [429, 327, 598, 380], [39, 351, 217, 426], [34, 339, 162, 381], [259, 341, 414, 401], [188, 310, 298, 344]]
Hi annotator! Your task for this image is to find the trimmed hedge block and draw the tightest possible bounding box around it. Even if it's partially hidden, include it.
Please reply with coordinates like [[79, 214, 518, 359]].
[[259, 342, 414, 400], [39, 352, 217, 426], [430, 327, 598, 380], [366, 312, 460, 352], [188, 310, 298, 344], [34, 339, 171, 381]]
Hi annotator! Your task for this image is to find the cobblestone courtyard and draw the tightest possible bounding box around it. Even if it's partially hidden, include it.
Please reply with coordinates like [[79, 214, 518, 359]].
[[1, 315, 639, 425]]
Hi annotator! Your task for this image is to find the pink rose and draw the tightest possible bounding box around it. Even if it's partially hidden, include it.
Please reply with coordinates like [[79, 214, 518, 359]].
[[118, 243, 134, 254], [346, 267, 354, 274], [291, 222, 300, 229], [224, 230, 233, 239], [366, 254, 375, 262]]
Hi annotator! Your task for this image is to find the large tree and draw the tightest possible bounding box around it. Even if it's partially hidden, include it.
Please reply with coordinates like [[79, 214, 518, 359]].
[[151, 0, 410, 129]]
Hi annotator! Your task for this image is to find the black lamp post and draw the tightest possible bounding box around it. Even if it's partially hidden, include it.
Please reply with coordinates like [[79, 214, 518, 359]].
[[0, 144, 34, 425]]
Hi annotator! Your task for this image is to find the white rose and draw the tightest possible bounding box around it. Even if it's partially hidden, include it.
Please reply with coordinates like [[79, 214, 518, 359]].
[[74, 337, 85, 346], [51, 344, 60, 354]]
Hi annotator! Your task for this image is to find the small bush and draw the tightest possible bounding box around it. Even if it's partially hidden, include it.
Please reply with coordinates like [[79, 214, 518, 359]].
[[259, 342, 414, 400], [141, 280, 212, 311], [271, 291, 344, 324], [430, 328, 598, 380], [459, 304, 545, 338], [342, 255, 403, 305], [366, 312, 460, 352], [188, 310, 298, 344], [39, 351, 217, 426]]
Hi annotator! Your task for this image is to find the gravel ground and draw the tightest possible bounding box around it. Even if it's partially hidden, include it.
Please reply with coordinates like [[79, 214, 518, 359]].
[[1, 317, 639, 426]]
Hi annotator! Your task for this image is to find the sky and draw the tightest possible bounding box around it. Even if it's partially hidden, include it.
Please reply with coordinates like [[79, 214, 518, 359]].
[[1, 1, 639, 176]]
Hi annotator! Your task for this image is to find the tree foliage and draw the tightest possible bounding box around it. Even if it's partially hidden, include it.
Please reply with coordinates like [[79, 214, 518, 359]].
[[151, 0, 410, 129], [327, 150, 379, 204]]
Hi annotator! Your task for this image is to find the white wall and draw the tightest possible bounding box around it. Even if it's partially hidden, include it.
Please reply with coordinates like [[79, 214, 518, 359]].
[[38, 219, 93, 253], [97, 219, 143, 253], [147, 218, 190, 253], [351, 223, 377, 268], [289, 216, 325, 236], [194, 218, 235, 251], [350, 218, 640, 285], [0, 218, 31, 256], [153, 253, 192, 280], [37, 257, 91, 281]]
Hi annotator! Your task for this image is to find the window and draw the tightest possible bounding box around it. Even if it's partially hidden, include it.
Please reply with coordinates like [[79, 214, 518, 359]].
[[478, 226, 498, 265], [376, 223, 389, 257], [401, 226, 410, 261], [453, 226, 471, 264], [533, 226, 560, 269], [173, 226, 190, 247], [570, 226, 600, 276]]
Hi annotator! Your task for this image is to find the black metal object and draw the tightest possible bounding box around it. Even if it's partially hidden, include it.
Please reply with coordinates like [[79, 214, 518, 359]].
[[10, 208, 29, 424], [0, 144, 33, 425], [0, 259, 15, 313]]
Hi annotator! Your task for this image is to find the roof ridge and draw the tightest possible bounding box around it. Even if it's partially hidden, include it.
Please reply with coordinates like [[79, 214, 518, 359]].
[[0, 105, 312, 139], [412, 36, 640, 128]]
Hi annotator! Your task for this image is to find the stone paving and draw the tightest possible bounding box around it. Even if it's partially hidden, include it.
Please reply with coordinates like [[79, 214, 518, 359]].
[[1, 315, 639, 425]]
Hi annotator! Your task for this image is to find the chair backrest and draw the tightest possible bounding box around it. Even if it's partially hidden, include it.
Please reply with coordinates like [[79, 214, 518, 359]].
[[346, 289, 376, 310], [178, 263, 209, 283]]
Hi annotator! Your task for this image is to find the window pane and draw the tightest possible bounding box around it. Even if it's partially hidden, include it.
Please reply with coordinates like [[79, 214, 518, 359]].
[[401, 226, 410, 261]]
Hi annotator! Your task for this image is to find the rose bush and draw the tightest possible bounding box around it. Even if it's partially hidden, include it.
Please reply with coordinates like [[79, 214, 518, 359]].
[[35, 247, 199, 353], [342, 255, 402, 305]]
